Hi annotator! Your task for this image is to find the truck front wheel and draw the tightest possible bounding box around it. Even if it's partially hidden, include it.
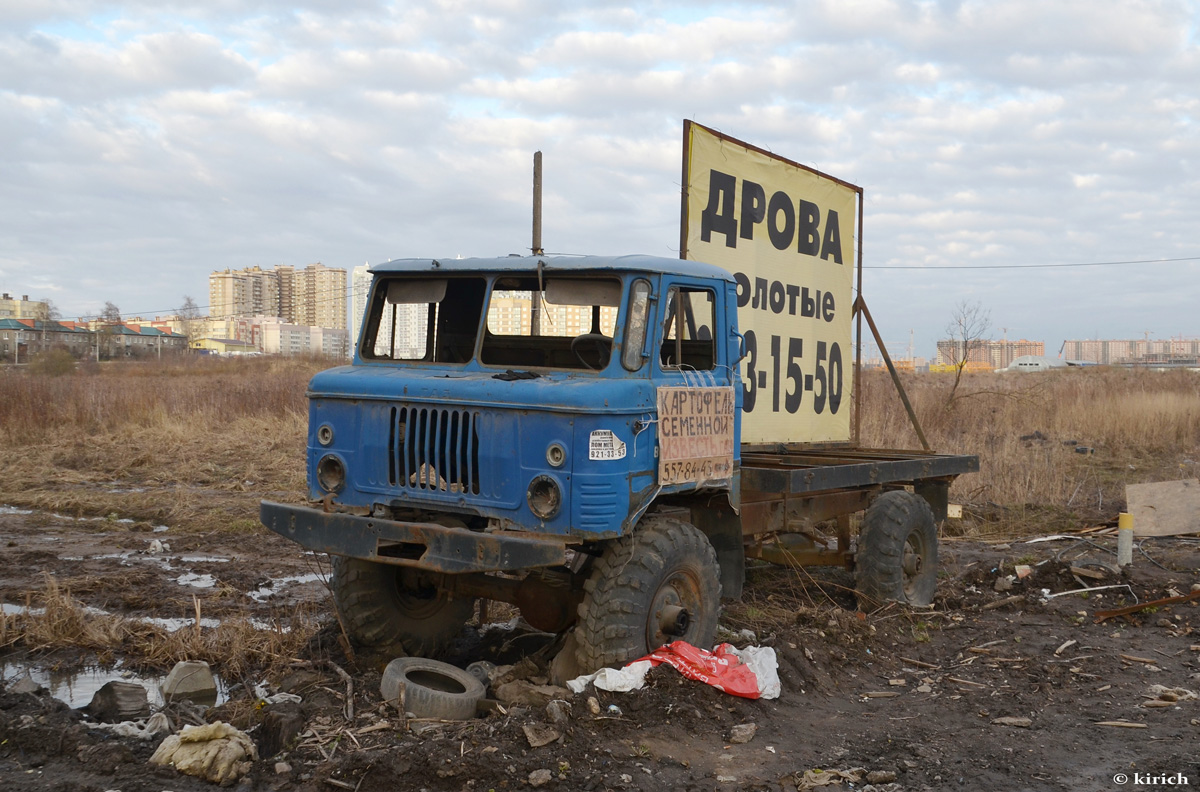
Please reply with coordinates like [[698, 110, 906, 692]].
[[331, 557, 476, 657], [855, 491, 938, 608], [575, 517, 722, 673]]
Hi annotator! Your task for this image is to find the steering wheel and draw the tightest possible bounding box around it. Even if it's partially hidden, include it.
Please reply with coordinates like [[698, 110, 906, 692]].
[[570, 333, 610, 370]]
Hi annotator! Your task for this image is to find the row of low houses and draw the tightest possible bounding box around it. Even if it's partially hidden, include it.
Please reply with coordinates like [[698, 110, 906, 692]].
[[0, 318, 188, 363], [1, 318, 350, 364], [3, 290, 350, 363]]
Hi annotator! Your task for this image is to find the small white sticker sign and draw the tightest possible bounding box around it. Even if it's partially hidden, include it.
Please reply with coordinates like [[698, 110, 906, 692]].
[[589, 430, 627, 461]]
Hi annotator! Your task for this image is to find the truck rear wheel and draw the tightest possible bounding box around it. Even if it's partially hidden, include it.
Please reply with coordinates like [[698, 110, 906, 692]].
[[855, 490, 938, 608], [331, 556, 475, 657], [575, 517, 722, 673]]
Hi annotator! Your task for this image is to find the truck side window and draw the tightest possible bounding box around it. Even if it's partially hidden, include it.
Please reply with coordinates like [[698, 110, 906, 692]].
[[362, 277, 485, 363], [660, 287, 716, 370], [622, 279, 652, 371]]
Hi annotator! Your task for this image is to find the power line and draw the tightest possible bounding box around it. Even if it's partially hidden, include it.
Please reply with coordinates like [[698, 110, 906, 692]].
[[865, 255, 1200, 270], [48, 253, 1200, 319]]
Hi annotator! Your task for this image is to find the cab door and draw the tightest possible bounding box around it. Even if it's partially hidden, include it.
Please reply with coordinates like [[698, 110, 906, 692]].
[[652, 277, 738, 490]]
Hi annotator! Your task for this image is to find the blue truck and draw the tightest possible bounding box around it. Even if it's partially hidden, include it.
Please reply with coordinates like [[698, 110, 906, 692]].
[[260, 254, 977, 672]]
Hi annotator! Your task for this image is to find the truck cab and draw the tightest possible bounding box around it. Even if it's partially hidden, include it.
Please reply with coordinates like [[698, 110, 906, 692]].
[[263, 255, 745, 669]]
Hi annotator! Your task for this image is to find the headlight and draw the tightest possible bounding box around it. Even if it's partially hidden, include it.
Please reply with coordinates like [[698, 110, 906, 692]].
[[317, 455, 346, 493], [527, 475, 562, 520]]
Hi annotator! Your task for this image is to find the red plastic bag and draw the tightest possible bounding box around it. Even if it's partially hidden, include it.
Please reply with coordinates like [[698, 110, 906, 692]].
[[638, 641, 761, 699]]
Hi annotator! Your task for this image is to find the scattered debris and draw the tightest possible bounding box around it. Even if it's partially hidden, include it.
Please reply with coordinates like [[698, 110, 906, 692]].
[[149, 720, 258, 784], [1070, 566, 1109, 581], [1043, 584, 1137, 601], [1126, 479, 1200, 537], [1147, 685, 1197, 702], [528, 768, 553, 787], [523, 723, 561, 748], [567, 661, 653, 695], [992, 716, 1033, 728], [260, 703, 306, 757], [982, 595, 1024, 611], [729, 723, 757, 744], [86, 711, 171, 740], [1094, 589, 1200, 623], [545, 699, 571, 727], [1055, 640, 1077, 656], [1120, 654, 1159, 665], [1095, 721, 1148, 729], [796, 767, 866, 790], [85, 680, 150, 723], [381, 657, 486, 720], [162, 660, 217, 705], [495, 680, 573, 706]]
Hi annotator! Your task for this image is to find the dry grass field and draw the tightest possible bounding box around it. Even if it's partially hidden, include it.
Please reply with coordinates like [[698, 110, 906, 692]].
[[857, 365, 1200, 534], [0, 357, 1196, 537]]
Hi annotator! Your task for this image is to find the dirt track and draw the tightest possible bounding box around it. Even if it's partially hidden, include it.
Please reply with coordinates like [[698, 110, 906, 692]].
[[2, 509, 1199, 792]]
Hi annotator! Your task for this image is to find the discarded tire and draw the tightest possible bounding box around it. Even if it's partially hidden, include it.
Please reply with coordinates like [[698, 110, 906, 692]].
[[380, 657, 485, 721], [575, 516, 722, 673], [855, 490, 938, 608], [331, 556, 475, 657]]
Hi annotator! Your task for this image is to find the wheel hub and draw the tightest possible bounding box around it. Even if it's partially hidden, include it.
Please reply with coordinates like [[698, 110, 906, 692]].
[[659, 604, 690, 637], [902, 545, 922, 577], [648, 578, 697, 648]]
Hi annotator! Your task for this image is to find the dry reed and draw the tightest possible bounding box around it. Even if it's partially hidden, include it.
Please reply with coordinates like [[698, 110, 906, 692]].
[[0, 574, 322, 678]]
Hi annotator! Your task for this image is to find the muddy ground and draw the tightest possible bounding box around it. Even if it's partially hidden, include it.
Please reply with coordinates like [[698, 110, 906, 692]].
[[1, 508, 1198, 792]]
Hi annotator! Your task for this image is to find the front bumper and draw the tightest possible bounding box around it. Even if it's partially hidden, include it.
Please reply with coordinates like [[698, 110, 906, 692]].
[[260, 501, 568, 574]]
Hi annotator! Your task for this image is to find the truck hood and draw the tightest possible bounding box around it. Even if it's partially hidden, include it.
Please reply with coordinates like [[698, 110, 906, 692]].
[[309, 365, 656, 415]]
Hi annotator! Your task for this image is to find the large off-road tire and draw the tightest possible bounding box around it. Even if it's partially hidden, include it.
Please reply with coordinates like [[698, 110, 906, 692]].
[[331, 556, 475, 657], [575, 517, 722, 673], [380, 657, 485, 720], [855, 490, 939, 609]]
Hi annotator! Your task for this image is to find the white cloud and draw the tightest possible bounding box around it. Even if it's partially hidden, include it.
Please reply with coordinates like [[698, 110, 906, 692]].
[[0, 0, 1194, 350]]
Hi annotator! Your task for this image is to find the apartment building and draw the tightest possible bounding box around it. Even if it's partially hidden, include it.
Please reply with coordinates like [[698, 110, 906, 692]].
[[208, 266, 280, 319], [209, 264, 347, 329], [1062, 338, 1200, 366], [935, 338, 1045, 369], [0, 294, 49, 320]]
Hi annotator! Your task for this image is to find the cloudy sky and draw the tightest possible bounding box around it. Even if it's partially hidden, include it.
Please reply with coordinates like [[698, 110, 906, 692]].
[[2, 0, 1197, 358]]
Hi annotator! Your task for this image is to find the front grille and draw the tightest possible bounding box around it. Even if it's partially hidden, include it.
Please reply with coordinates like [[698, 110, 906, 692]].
[[578, 481, 618, 529], [388, 406, 480, 494]]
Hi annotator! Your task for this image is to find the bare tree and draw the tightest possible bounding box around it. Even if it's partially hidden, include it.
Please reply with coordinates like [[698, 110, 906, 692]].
[[178, 295, 203, 345], [37, 298, 61, 353], [944, 300, 991, 407], [100, 301, 123, 359], [34, 298, 62, 321]]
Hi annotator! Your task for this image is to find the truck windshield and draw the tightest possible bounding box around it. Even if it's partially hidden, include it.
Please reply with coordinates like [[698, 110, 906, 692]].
[[361, 276, 486, 363], [360, 274, 624, 370], [480, 276, 620, 370]]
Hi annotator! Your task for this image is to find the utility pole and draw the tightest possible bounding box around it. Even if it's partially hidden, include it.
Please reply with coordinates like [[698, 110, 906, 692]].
[[531, 151, 543, 335], [532, 151, 543, 257]]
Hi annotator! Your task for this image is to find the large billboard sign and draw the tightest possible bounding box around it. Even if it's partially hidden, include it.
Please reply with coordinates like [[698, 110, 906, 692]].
[[681, 121, 861, 445]]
